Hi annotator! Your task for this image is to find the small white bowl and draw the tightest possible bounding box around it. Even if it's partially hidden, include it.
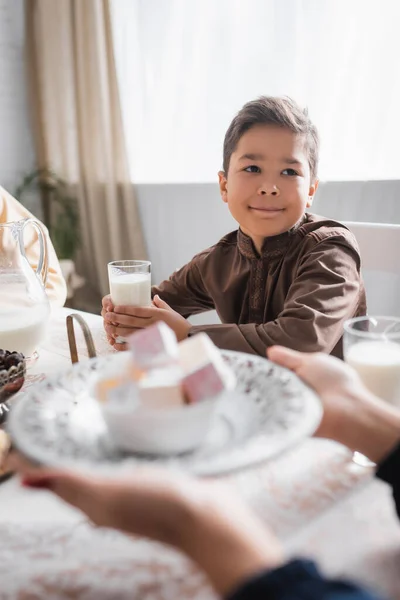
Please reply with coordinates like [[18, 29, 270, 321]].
[[102, 396, 217, 455], [93, 354, 219, 455]]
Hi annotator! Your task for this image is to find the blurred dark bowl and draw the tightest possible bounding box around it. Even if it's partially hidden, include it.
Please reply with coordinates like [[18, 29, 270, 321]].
[[0, 357, 26, 425]]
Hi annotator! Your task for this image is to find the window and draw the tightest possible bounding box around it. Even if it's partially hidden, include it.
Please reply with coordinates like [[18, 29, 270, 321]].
[[111, 0, 400, 183]]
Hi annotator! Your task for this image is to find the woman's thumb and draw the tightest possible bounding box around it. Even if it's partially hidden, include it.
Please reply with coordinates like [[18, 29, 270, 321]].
[[267, 346, 304, 372]]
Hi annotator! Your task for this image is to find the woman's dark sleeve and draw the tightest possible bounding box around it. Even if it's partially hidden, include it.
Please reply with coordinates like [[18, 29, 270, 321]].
[[226, 559, 384, 600], [376, 443, 400, 520]]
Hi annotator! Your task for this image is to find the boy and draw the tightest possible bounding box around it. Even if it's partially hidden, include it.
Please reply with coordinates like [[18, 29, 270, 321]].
[[0, 186, 67, 307], [102, 97, 365, 358]]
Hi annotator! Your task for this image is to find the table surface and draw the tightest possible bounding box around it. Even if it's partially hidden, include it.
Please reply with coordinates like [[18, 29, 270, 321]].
[[0, 308, 399, 600]]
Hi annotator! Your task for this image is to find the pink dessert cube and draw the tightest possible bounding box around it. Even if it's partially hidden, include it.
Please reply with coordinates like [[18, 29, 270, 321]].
[[127, 322, 179, 370]]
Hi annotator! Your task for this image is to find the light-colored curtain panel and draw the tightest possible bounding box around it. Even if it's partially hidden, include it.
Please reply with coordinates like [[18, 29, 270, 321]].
[[24, 0, 147, 295]]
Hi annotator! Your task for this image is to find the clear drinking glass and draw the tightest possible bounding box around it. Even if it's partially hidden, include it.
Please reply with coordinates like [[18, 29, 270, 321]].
[[108, 260, 151, 344], [343, 316, 400, 465]]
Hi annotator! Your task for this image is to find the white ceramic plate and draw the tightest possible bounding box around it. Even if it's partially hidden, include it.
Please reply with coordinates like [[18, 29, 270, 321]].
[[8, 350, 322, 476]]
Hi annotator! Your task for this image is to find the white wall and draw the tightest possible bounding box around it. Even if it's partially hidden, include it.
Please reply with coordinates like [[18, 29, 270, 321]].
[[136, 183, 235, 284], [0, 0, 36, 206]]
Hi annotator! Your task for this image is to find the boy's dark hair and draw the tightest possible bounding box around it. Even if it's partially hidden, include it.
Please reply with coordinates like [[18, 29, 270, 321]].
[[223, 96, 319, 180]]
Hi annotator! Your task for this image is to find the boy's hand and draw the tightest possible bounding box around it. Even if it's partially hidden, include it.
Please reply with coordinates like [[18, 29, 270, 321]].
[[101, 295, 120, 349], [101, 294, 114, 314], [103, 294, 191, 345]]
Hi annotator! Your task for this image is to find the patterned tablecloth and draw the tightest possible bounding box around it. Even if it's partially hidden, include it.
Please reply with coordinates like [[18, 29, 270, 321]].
[[0, 308, 399, 600]]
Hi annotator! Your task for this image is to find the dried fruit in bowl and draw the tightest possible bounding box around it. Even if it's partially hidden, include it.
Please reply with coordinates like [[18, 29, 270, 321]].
[[0, 350, 26, 420]]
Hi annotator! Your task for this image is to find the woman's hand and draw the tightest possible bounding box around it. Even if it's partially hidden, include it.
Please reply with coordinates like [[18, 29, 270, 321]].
[[9, 454, 283, 597], [268, 346, 400, 463]]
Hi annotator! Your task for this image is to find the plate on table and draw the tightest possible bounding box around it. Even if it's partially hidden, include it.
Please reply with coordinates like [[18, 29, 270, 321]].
[[7, 351, 322, 476]]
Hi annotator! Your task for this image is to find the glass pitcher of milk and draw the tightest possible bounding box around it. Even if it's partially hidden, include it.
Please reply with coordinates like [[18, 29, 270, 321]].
[[0, 218, 50, 358]]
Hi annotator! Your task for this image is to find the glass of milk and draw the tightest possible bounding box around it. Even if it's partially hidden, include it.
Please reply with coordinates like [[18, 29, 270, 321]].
[[344, 316, 400, 404], [344, 316, 400, 466], [108, 260, 151, 344]]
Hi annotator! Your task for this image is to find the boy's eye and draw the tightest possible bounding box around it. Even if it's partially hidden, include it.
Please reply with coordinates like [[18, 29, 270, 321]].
[[244, 165, 261, 173], [281, 168, 299, 176]]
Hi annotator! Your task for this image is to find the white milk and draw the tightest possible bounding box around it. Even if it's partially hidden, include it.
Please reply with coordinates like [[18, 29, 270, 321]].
[[0, 304, 49, 356], [346, 340, 400, 404], [109, 272, 151, 306]]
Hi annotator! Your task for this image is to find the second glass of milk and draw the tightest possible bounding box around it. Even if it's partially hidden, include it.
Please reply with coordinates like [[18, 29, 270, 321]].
[[344, 316, 400, 405], [108, 260, 152, 344], [344, 316, 400, 466]]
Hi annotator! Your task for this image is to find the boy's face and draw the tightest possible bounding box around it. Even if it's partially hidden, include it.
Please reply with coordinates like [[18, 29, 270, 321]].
[[218, 124, 318, 250]]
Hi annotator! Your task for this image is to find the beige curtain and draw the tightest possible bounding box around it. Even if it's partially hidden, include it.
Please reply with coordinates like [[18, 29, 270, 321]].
[[24, 0, 147, 296]]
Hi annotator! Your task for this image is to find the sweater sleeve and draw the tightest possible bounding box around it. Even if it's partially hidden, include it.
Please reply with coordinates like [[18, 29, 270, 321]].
[[151, 256, 215, 317], [376, 443, 400, 520], [0, 186, 67, 307], [226, 559, 383, 600]]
